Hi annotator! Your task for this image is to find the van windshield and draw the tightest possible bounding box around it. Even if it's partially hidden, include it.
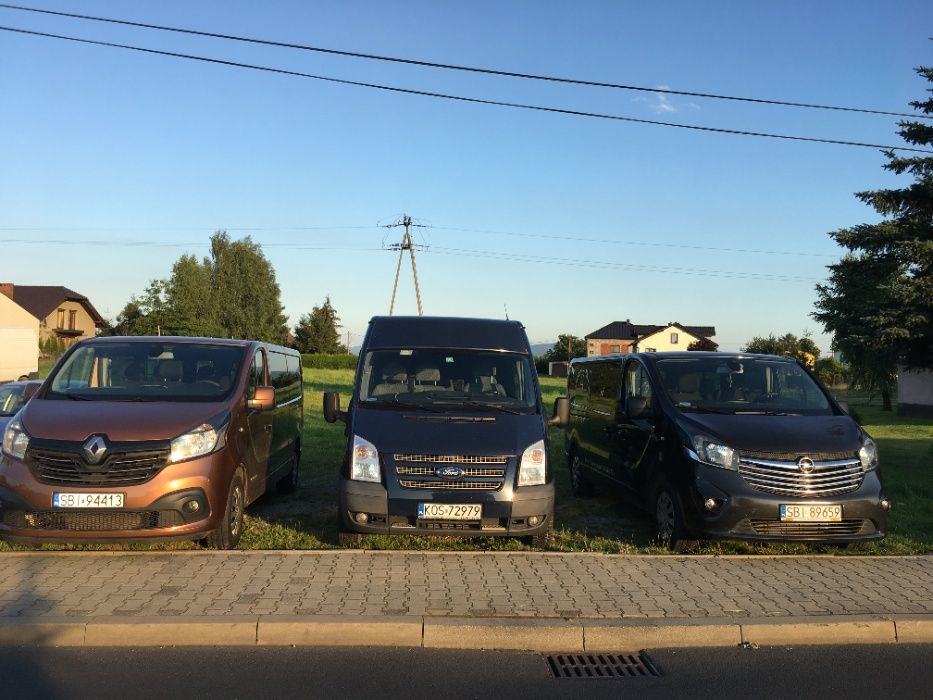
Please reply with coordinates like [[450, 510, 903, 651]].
[[0, 384, 27, 416], [655, 357, 832, 415], [46, 342, 245, 402], [358, 349, 537, 412]]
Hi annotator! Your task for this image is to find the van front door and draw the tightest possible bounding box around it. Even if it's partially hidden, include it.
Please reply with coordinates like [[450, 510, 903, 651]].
[[582, 361, 623, 481], [611, 359, 656, 492], [245, 349, 273, 497]]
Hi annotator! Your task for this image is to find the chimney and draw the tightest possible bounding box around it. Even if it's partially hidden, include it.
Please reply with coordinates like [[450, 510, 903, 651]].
[[0, 283, 13, 300]]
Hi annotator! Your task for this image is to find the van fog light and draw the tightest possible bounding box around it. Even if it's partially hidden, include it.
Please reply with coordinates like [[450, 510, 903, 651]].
[[183, 499, 201, 513], [528, 515, 540, 526], [880, 499, 891, 511], [355, 512, 370, 524], [704, 498, 723, 512]]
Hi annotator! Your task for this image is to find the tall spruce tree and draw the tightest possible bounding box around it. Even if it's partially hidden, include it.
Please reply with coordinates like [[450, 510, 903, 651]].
[[293, 297, 343, 353], [814, 66, 933, 409]]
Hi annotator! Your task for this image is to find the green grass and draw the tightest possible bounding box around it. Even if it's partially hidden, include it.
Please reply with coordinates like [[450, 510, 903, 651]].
[[3, 371, 931, 554]]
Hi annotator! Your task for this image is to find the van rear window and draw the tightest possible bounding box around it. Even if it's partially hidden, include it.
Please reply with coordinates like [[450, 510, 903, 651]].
[[47, 342, 245, 402]]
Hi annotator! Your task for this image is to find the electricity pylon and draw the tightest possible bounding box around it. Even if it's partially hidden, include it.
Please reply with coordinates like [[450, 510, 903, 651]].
[[385, 215, 426, 316]]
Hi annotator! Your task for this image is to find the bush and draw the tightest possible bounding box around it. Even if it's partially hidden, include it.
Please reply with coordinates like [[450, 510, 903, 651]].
[[301, 353, 358, 370], [534, 356, 549, 375]]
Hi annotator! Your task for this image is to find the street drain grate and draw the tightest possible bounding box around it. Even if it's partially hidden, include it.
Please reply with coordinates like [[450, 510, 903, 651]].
[[546, 652, 661, 679]]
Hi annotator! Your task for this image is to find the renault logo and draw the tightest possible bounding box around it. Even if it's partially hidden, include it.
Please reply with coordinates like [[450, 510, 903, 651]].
[[798, 457, 815, 475], [83, 435, 109, 464], [436, 466, 464, 479]]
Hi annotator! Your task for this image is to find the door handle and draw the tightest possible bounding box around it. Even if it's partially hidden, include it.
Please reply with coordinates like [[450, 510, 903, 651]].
[[264, 424, 273, 433]]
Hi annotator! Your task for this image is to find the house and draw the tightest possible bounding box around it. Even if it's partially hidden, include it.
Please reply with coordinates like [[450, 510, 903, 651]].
[[584, 320, 717, 356], [0, 291, 41, 380], [0, 283, 106, 350]]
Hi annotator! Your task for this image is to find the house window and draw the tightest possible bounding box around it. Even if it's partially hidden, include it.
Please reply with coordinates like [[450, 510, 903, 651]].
[[57, 309, 65, 328], [670, 333, 679, 345], [610, 345, 620, 353], [69, 310, 77, 330]]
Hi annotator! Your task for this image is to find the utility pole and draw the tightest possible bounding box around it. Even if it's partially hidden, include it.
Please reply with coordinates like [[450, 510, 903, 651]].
[[385, 215, 426, 316]]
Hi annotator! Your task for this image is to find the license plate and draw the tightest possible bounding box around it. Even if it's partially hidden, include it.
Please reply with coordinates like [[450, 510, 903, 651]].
[[52, 493, 125, 508], [780, 504, 842, 522], [418, 503, 482, 520]]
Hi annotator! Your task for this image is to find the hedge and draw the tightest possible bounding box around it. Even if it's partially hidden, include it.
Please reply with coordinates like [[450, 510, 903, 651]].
[[301, 353, 358, 369]]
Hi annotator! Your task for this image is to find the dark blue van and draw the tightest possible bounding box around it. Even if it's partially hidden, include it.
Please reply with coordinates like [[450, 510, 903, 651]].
[[324, 316, 562, 546]]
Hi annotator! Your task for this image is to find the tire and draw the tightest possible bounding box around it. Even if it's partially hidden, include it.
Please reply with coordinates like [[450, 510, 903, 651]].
[[276, 443, 301, 495], [338, 531, 363, 548], [203, 472, 246, 550], [569, 451, 594, 498], [652, 479, 692, 552]]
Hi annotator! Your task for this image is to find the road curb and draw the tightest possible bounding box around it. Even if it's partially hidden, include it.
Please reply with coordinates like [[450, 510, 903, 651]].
[[1, 614, 931, 650]]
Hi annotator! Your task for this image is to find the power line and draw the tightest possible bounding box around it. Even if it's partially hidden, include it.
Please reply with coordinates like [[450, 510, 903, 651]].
[[2, 25, 930, 154], [0, 2, 926, 121]]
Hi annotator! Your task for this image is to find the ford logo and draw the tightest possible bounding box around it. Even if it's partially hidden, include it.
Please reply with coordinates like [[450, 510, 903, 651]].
[[798, 457, 815, 475], [436, 466, 465, 479]]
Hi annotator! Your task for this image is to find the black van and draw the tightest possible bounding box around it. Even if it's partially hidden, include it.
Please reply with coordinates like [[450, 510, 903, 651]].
[[564, 352, 889, 548], [323, 316, 562, 546]]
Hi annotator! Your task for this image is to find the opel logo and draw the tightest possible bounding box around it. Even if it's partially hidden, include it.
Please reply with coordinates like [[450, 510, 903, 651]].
[[83, 435, 109, 464], [436, 466, 465, 479], [798, 457, 815, 475]]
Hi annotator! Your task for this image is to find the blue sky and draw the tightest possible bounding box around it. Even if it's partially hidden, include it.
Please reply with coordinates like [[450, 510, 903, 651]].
[[1, 1, 930, 351]]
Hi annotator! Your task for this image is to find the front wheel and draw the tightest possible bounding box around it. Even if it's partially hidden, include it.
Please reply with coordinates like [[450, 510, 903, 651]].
[[569, 452, 594, 497], [653, 479, 692, 552], [203, 472, 245, 550]]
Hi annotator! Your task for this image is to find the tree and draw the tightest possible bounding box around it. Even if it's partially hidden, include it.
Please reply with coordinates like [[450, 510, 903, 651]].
[[814, 66, 933, 406], [543, 334, 587, 363], [293, 297, 343, 353], [742, 333, 821, 367], [114, 232, 288, 343], [813, 357, 846, 387], [687, 337, 719, 351]]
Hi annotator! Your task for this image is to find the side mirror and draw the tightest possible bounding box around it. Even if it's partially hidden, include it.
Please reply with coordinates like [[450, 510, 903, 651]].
[[22, 382, 41, 403], [247, 385, 275, 411], [548, 396, 570, 428], [323, 392, 347, 424], [626, 396, 648, 419], [837, 401, 849, 415]]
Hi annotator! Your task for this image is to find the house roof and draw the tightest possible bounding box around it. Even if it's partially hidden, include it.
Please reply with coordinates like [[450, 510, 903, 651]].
[[585, 321, 716, 341], [10, 286, 106, 326]]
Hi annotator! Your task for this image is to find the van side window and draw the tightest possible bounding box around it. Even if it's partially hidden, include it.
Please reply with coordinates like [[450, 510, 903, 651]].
[[248, 351, 266, 400], [268, 350, 302, 404], [589, 362, 622, 400], [624, 362, 653, 409]]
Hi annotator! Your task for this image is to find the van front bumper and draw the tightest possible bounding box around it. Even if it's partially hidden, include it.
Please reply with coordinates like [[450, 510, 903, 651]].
[[0, 452, 230, 544], [684, 462, 887, 543], [339, 477, 555, 538]]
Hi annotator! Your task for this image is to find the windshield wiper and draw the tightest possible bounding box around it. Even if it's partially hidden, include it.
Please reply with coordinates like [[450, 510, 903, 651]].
[[678, 405, 733, 414], [429, 399, 523, 415], [384, 397, 442, 413], [60, 392, 93, 401], [735, 410, 801, 416]]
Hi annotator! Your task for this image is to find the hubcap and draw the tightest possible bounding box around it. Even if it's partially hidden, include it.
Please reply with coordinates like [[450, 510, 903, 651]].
[[656, 491, 675, 541], [229, 486, 243, 536]]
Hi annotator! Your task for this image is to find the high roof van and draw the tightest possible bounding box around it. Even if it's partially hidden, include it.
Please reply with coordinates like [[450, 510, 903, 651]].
[[324, 316, 566, 546], [0, 336, 303, 548]]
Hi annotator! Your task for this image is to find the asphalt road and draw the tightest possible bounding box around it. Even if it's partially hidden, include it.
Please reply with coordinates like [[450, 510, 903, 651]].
[[2, 644, 930, 699]]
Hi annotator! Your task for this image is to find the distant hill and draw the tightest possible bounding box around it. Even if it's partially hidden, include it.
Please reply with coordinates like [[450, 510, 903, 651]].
[[530, 342, 555, 356]]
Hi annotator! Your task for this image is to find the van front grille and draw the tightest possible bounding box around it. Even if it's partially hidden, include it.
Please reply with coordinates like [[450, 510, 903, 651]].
[[393, 454, 510, 491], [26, 440, 169, 487], [2, 509, 184, 531], [399, 480, 501, 490], [738, 455, 864, 497], [393, 454, 509, 464], [750, 519, 872, 538]]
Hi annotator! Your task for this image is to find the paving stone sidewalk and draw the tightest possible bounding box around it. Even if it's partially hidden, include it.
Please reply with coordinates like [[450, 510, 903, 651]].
[[0, 552, 930, 621]]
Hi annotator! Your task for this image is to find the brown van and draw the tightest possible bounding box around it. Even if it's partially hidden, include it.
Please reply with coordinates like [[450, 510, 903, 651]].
[[0, 336, 303, 548]]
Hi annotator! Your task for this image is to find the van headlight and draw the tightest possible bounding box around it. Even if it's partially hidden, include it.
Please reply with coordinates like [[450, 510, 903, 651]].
[[169, 422, 227, 464], [518, 439, 547, 486], [859, 437, 878, 470], [692, 435, 738, 471], [350, 435, 381, 483], [2, 416, 29, 460]]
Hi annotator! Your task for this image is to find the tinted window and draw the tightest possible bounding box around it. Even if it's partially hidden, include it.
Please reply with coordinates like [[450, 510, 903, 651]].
[[624, 361, 654, 410], [588, 362, 622, 400], [655, 357, 831, 415], [48, 342, 244, 402], [268, 350, 301, 404]]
